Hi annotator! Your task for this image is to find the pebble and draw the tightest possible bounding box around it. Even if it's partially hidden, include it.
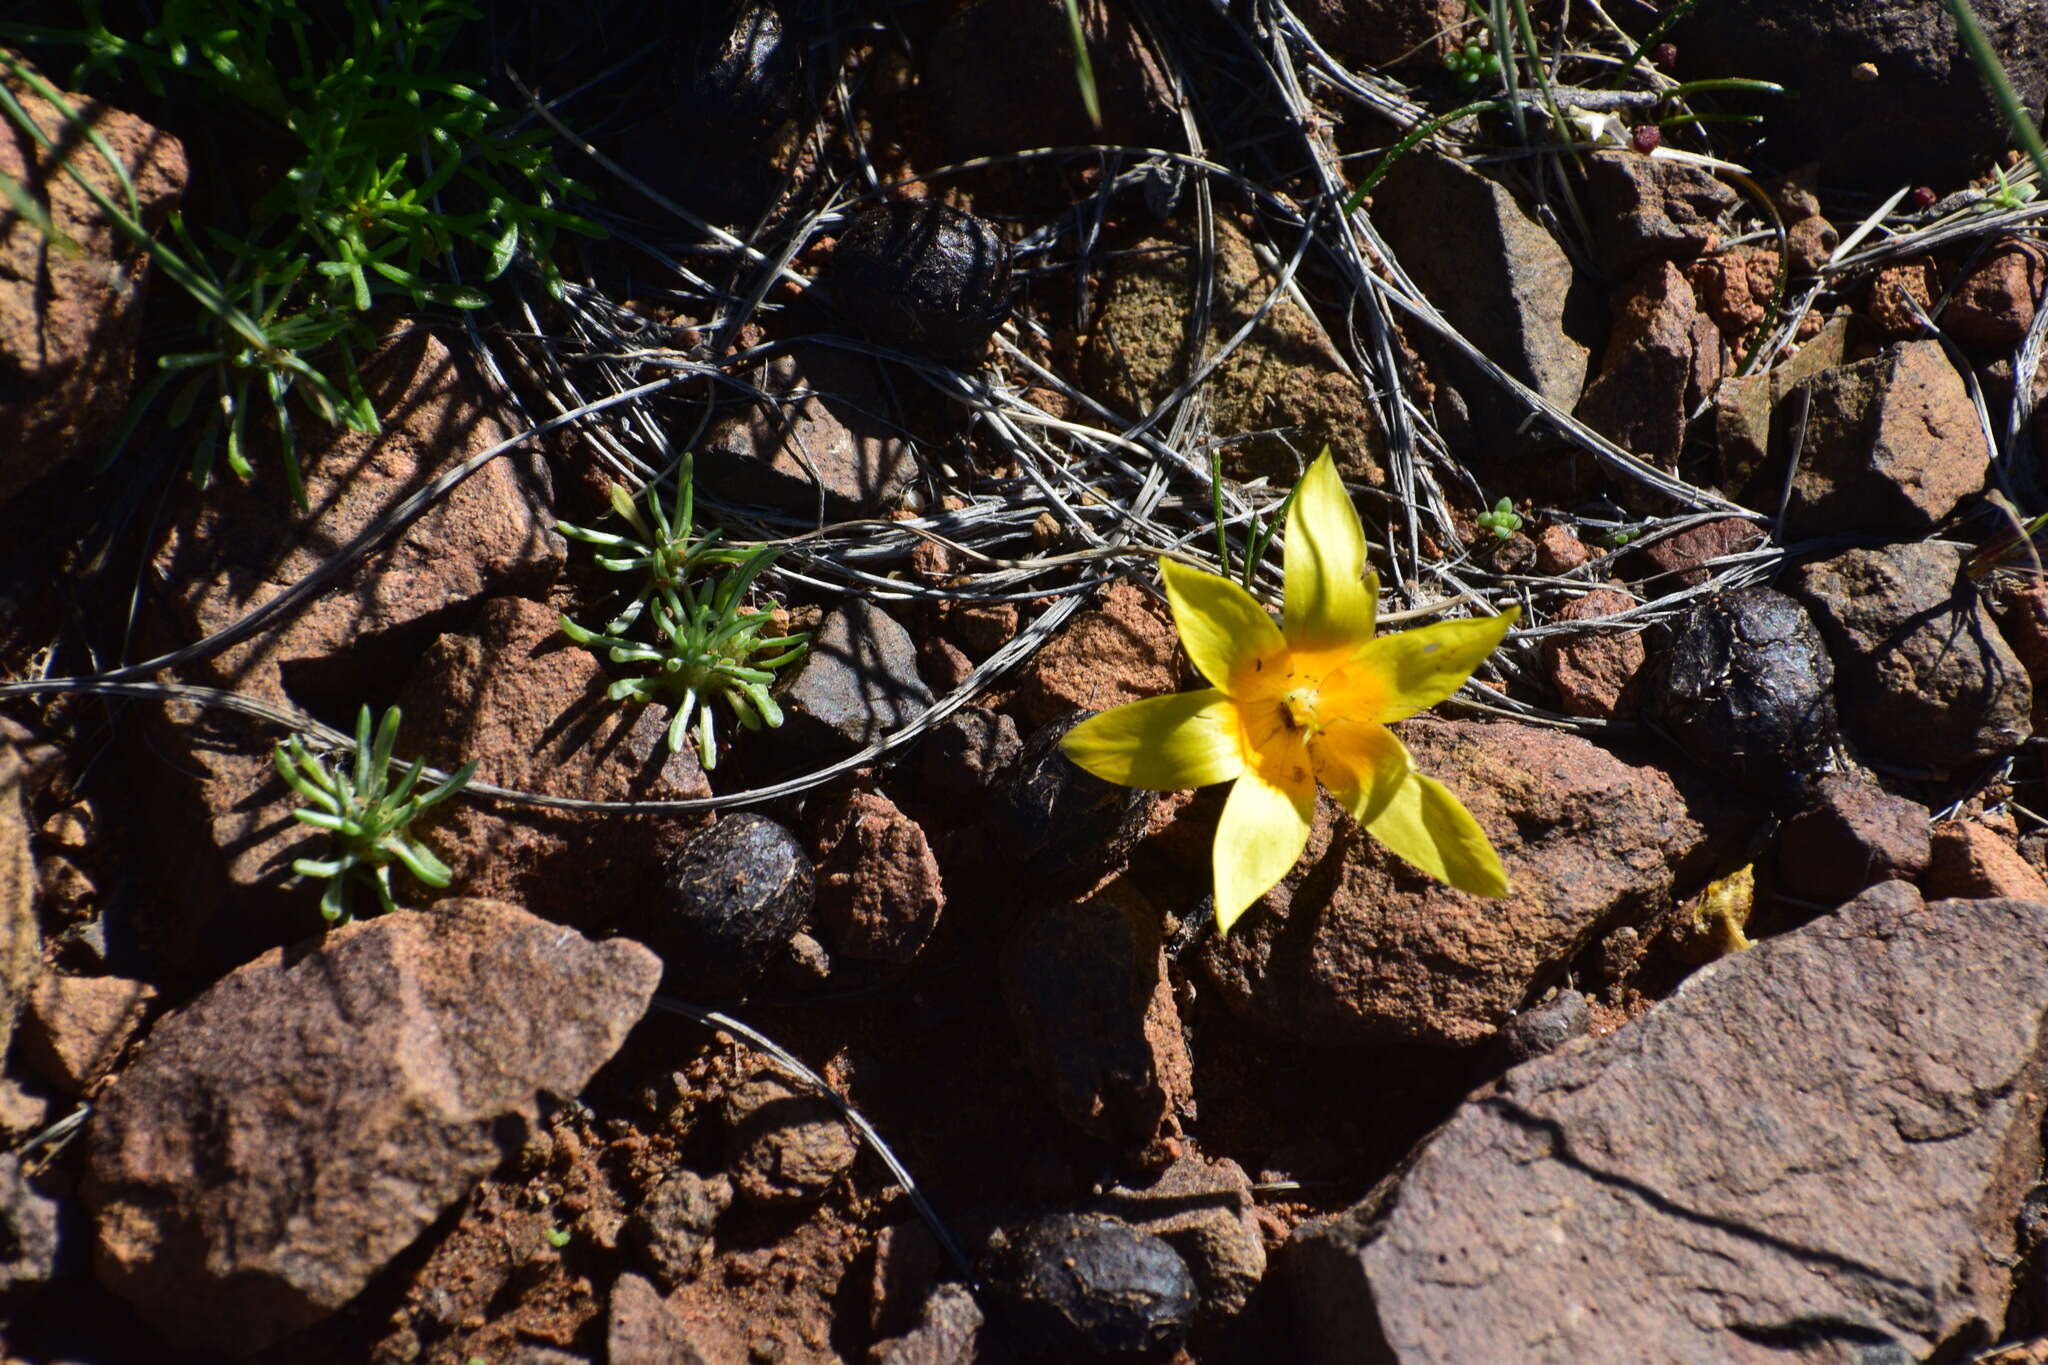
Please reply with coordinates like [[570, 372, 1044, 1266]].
[[649, 814, 815, 1000], [1648, 587, 1840, 808], [825, 200, 1013, 361], [989, 714, 1154, 892], [981, 1212, 1197, 1360], [626, 1169, 732, 1289], [723, 1072, 858, 1208]]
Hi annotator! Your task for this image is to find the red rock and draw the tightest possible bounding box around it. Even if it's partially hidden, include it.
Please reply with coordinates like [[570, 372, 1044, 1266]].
[[1924, 822, 2048, 901], [149, 327, 564, 712], [1201, 719, 1754, 1047], [1868, 256, 1939, 338], [945, 600, 1020, 656], [868, 1283, 988, 1365], [1003, 876, 1192, 1150], [811, 789, 944, 963], [398, 597, 713, 930], [0, 739, 33, 1062], [1583, 150, 1739, 275], [609, 1272, 745, 1365], [1787, 543, 2031, 772], [0, 59, 187, 508], [1576, 262, 1716, 469], [1283, 883, 2048, 1362], [20, 973, 154, 1096], [1540, 587, 1646, 719], [1630, 516, 1767, 589], [84, 900, 661, 1357], [722, 1072, 858, 1208], [1532, 523, 1592, 575], [1688, 245, 1779, 339], [1776, 773, 1931, 904], [1784, 213, 1839, 273], [1095, 1154, 1267, 1317], [917, 635, 975, 693], [1945, 238, 2048, 349], [1015, 580, 1181, 727]]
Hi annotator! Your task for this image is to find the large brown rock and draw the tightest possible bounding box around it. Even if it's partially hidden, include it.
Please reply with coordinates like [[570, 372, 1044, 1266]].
[[0, 58, 187, 508], [1673, 0, 2048, 186], [696, 342, 915, 521], [84, 899, 660, 1357], [1574, 261, 1720, 469], [1201, 719, 1753, 1047], [1582, 150, 1740, 276], [1003, 877, 1192, 1150], [398, 596, 713, 930], [1080, 220, 1386, 483], [925, 0, 1180, 159], [810, 788, 944, 963], [1282, 882, 2048, 1363], [1373, 154, 1596, 452], [148, 326, 563, 711], [1786, 542, 2031, 773], [1725, 341, 1988, 538], [1014, 579, 1182, 728]]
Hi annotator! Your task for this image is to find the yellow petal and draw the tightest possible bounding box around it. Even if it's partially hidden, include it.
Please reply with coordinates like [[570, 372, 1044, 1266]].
[[1312, 719, 1411, 827], [1060, 689, 1246, 790], [1367, 772, 1509, 896], [1347, 605, 1521, 723], [1212, 731, 1316, 934], [1282, 449, 1378, 653], [1161, 557, 1284, 693]]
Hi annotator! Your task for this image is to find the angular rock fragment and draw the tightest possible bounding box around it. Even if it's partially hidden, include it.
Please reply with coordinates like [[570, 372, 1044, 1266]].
[[1539, 587, 1645, 720], [1925, 822, 2048, 901], [777, 600, 934, 754], [0, 59, 187, 508], [1015, 580, 1181, 728], [1373, 154, 1596, 450], [1583, 149, 1739, 275], [811, 789, 943, 963], [1787, 543, 2031, 773], [1946, 238, 2048, 349], [1283, 882, 2048, 1363], [1003, 881, 1190, 1148], [1574, 261, 1721, 469], [1203, 719, 1752, 1047], [920, 706, 1021, 797], [1725, 341, 1988, 538], [84, 900, 660, 1357], [697, 343, 915, 520], [20, 972, 154, 1096], [609, 1271, 744, 1365], [1775, 773, 1930, 905], [869, 1282, 989, 1365], [722, 1072, 858, 1208]]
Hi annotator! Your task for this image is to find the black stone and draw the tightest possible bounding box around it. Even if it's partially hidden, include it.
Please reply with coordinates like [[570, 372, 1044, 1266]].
[[825, 200, 1013, 361], [646, 814, 813, 999], [989, 714, 1152, 891], [1493, 990, 1591, 1068], [677, 1, 799, 137], [777, 601, 935, 755], [1648, 587, 1840, 809], [983, 1212, 1196, 1361], [921, 706, 1022, 797]]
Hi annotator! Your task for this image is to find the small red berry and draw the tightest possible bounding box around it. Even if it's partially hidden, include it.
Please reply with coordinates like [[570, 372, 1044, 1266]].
[[1910, 186, 1937, 209], [1650, 42, 1678, 71], [1631, 124, 1663, 154]]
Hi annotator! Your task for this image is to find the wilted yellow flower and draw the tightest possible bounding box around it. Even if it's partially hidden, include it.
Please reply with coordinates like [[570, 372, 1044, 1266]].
[[1061, 451, 1518, 933]]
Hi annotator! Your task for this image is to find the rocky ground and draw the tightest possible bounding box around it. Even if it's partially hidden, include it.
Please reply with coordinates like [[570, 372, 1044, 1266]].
[[6, 0, 2048, 1362]]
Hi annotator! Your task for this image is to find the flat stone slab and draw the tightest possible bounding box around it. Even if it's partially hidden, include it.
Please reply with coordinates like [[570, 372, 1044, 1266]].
[[1283, 881, 2048, 1363]]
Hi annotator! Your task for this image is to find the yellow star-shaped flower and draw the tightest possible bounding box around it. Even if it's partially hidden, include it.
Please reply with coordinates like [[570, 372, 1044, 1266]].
[[1061, 451, 1518, 933]]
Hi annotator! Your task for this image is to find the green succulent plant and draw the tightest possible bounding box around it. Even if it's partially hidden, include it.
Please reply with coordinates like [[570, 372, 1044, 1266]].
[[560, 563, 808, 770], [1476, 496, 1523, 541], [274, 705, 476, 924], [554, 457, 751, 635]]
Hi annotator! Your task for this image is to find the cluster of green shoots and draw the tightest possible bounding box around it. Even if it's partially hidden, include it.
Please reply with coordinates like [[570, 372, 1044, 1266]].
[[0, 0, 600, 504], [274, 705, 476, 924], [557, 455, 808, 769]]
